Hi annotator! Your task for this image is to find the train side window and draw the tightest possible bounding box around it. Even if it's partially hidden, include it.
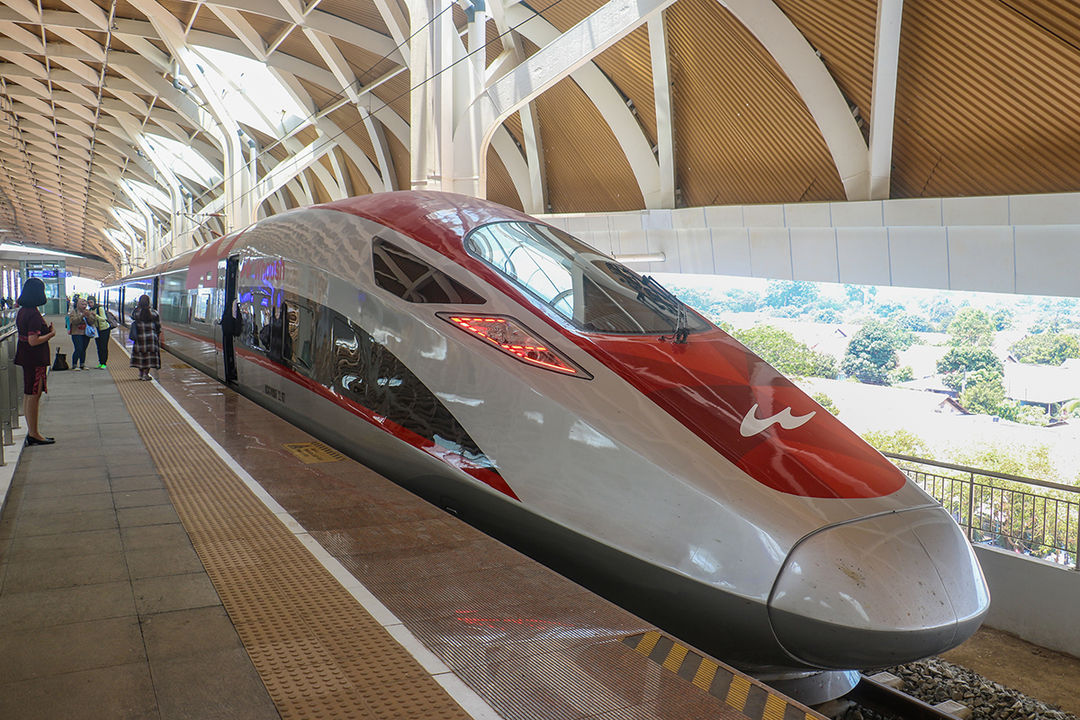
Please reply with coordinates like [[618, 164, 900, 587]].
[[328, 310, 492, 466], [372, 238, 484, 304]]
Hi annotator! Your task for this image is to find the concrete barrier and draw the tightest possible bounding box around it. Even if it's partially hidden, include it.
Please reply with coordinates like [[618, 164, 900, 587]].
[[974, 544, 1080, 658]]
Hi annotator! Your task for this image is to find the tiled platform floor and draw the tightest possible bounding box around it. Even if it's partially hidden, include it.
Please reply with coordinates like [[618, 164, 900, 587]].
[[0, 348, 279, 719]]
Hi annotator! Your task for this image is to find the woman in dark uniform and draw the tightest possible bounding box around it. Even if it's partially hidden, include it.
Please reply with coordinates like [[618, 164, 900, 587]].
[[15, 278, 56, 446]]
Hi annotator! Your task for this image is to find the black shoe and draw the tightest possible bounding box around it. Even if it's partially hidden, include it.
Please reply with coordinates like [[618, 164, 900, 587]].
[[25, 436, 56, 446]]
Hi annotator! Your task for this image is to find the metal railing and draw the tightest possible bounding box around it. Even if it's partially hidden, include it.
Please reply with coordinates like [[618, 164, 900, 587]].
[[885, 452, 1080, 570], [0, 319, 20, 465]]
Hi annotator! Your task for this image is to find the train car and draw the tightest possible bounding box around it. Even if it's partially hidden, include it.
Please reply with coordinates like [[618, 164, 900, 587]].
[[105, 191, 989, 702]]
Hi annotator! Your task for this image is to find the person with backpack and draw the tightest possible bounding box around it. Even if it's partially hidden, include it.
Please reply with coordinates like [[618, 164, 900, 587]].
[[15, 278, 57, 446]]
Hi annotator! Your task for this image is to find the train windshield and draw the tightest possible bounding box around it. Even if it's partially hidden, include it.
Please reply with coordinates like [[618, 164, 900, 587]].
[[464, 222, 710, 335]]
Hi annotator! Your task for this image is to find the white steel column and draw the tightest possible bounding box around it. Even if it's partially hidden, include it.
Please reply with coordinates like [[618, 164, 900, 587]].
[[869, 0, 903, 200], [648, 14, 675, 208]]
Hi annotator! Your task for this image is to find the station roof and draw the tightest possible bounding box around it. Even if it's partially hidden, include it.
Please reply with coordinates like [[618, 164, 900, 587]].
[[0, 0, 1078, 275]]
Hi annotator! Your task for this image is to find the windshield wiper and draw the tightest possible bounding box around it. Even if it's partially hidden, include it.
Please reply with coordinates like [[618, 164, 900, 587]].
[[641, 275, 690, 344]]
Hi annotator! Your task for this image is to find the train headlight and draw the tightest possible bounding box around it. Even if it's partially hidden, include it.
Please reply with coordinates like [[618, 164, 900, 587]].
[[438, 313, 590, 378]]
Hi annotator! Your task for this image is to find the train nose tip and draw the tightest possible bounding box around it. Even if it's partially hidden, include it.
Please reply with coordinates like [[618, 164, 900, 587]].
[[767, 506, 990, 669]]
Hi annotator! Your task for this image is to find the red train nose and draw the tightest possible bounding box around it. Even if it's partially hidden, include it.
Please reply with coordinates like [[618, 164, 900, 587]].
[[767, 506, 990, 669]]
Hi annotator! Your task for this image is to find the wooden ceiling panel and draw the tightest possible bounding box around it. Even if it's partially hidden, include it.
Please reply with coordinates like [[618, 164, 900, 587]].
[[370, 69, 409, 125], [772, 0, 875, 137], [667, 0, 844, 206], [318, 0, 390, 36], [893, 0, 1080, 198], [534, 75, 642, 212], [594, 24, 655, 145], [486, 145, 523, 212]]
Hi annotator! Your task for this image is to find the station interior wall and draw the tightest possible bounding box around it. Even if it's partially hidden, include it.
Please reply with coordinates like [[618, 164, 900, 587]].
[[541, 191, 1080, 298], [974, 545, 1080, 658]]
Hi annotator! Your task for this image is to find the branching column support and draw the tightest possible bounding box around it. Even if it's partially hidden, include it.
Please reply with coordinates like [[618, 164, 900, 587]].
[[869, 0, 903, 200], [128, 0, 250, 232]]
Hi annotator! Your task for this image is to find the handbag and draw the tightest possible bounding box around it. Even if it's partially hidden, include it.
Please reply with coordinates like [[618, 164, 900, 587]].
[[128, 323, 137, 342], [52, 349, 69, 371], [85, 323, 99, 339]]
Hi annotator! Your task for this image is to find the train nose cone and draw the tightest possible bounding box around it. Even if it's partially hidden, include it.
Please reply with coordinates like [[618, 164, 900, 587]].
[[767, 506, 990, 669]]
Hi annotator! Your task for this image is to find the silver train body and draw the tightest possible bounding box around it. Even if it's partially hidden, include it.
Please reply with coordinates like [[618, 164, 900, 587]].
[[105, 192, 989, 692]]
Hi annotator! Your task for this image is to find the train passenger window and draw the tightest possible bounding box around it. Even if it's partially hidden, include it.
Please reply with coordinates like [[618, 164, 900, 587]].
[[465, 222, 711, 336], [329, 311, 493, 467], [159, 270, 189, 324], [372, 238, 484, 304], [193, 290, 213, 323]]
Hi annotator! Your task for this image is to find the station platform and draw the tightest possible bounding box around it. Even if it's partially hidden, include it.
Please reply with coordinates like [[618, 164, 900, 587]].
[[0, 332, 825, 720]]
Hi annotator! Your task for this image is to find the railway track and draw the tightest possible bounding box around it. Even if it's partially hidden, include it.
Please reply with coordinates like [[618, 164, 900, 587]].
[[822, 672, 970, 720]]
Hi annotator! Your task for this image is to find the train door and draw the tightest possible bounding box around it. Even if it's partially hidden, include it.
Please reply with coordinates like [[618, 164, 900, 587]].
[[220, 256, 241, 384], [152, 277, 160, 309]]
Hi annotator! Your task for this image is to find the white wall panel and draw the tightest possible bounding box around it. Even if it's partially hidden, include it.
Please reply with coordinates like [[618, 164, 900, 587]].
[[947, 226, 1015, 293], [883, 197, 942, 226], [784, 202, 831, 227], [789, 228, 838, 283], [676, 228, 714, 274], [546, 191, 1080, 297], [704, 205, 743, 227], [743, 203, 784, 227], [645, 229, 681, 273], [608, 212, 642, 231], [749, 228, 791, 279], [1015, 226, 1080, 297], [836, 228, 890, 285], [1011, 193, 1080, 226], [711, 227, 752, 276], [641, 208, 673, 230], [888, 227, 949, 290], [943, 195, 1010, 226], [830, 200, 883, 227], [672, 206, 706, 230]]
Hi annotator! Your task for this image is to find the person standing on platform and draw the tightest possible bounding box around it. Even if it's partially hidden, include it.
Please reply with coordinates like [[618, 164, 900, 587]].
[[86, 296, 110, 368], [15, 278, 56, 446], [129, 294, 161, 381], [67, 297, 93, 370]]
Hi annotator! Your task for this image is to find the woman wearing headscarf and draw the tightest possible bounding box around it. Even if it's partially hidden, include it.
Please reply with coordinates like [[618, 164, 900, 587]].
[[15, 277, 57, 446], [129, 294, 161, 380], [67, 297, 95, 370], [86, 296, 110, 368]]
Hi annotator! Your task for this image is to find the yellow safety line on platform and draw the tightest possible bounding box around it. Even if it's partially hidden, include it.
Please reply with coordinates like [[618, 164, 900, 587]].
[[107, 353, 471, 720], [623, 632, 826, 720]]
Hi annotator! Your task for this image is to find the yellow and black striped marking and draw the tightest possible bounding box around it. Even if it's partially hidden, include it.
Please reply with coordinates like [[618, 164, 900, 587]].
[[282, 440, 346, 463], [623, 632, 826, 720]]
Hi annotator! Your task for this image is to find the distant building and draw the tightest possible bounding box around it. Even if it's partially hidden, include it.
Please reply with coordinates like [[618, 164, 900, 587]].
[[1003, 361, 1080, 416]]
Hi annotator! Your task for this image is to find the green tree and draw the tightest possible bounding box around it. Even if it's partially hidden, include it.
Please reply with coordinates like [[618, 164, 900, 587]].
[[958, 374, 1015, 418], [936, 346, 1004, 392], [947, 307, 995, 347], [720, 289, 761, 313], [861, 429, 933, 459], [844, 284, 872, 305], [924, 298, 957, 331], [763, 280, 819, 309], [991, 308, 1014, 331], [733, 325, 838, 378], [1009, 333, 1080, 365], [812, 392, 839, 416], [842, 320, 901, 384]]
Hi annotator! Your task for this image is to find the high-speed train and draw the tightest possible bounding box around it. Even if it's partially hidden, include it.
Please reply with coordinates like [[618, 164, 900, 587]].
[[105, 191, 989, 700]]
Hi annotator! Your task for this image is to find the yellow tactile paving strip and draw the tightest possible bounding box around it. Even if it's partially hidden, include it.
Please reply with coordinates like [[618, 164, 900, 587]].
[[107, 353, 472, 720]]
